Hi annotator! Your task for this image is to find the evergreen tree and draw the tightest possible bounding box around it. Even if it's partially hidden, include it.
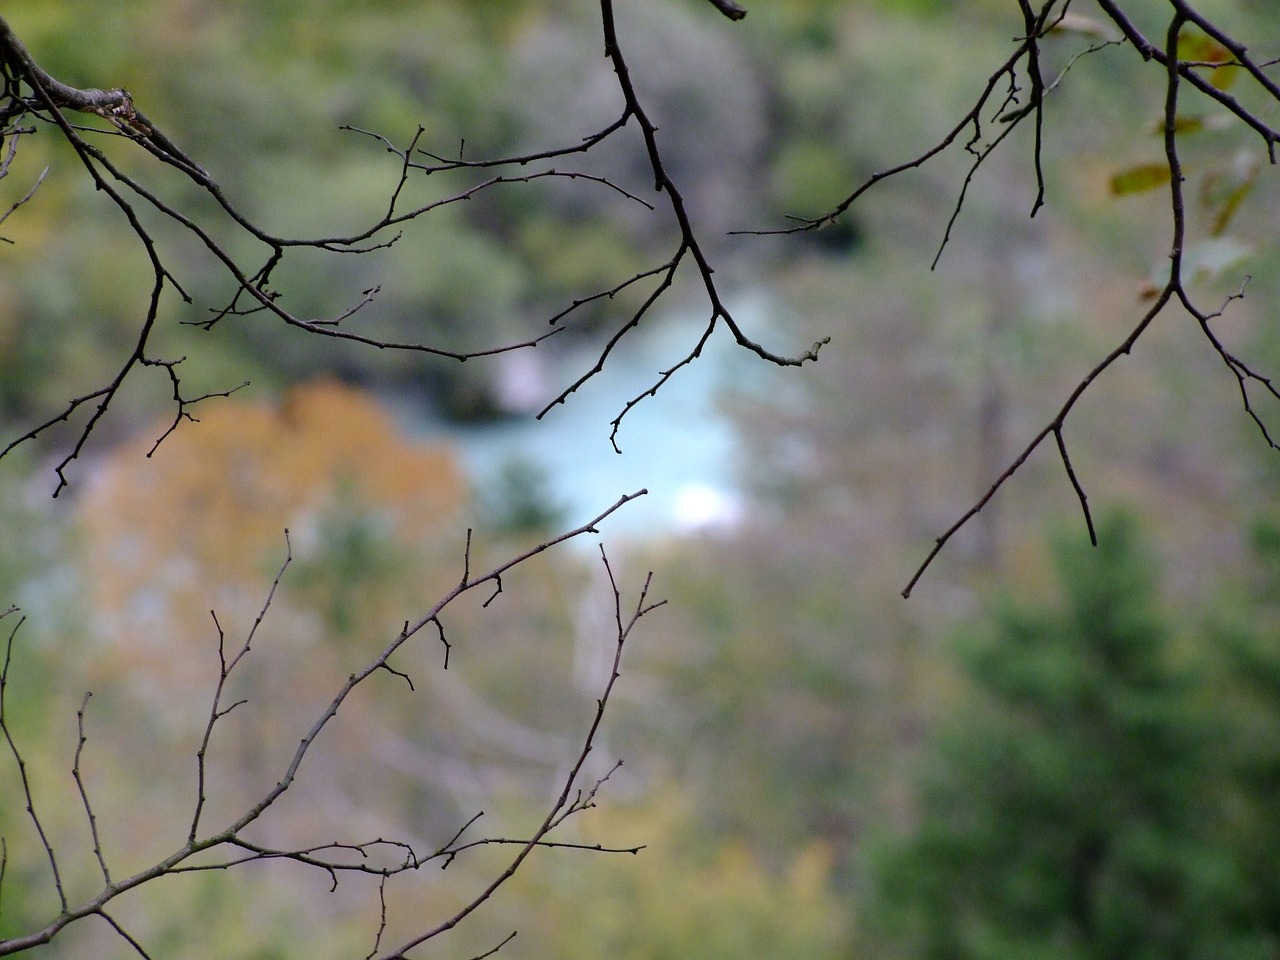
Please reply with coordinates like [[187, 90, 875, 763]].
[[865, 513, 1280, 960]]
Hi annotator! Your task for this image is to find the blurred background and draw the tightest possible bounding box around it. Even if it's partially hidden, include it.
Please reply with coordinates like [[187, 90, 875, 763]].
[[2, 0, 1280, 957]]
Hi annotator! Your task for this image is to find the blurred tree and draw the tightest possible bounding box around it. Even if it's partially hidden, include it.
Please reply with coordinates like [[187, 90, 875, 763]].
[[618, 527, 938, 878], [516, 792, 851, 960], [475, 456, 568, 538], [864, 513, 1280, 960], [78, 380, 463, 692]]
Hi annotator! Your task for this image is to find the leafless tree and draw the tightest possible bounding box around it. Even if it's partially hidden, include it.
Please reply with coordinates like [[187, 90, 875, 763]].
[[1, 0, 1279, 955]]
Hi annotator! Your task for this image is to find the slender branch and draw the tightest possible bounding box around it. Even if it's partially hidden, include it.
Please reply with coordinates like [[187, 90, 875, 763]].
[[1183, 280, 1280, 450], [736, 42, 1031, 241], [383, 547, 663, 959], [0, 614, 68, 913], [0, 162, 44, 238], [189, 534, 294, 843], [73, 694, 111, 886], [703, 0, 747, 21], [94, 911, 154, 960], [901, 0, 1280, 593]]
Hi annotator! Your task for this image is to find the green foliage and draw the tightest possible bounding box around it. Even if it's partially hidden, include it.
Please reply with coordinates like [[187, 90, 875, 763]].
[[864, 513, 1280, 960], [289, 486, 411, 638], [476, 456, 567, 538]]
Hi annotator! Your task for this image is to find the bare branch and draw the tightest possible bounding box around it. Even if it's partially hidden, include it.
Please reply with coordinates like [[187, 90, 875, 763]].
[[901, 0, 1280, 591], [384, 546, 662, 959], [73, 694, 111, 886], [0, 613, 68, 913], [0, 161, 43, 240], [703, 0, 748, 22], [94, 911, 153, 960], [0, 493, 647, 957], [189, 534, 294, 843]]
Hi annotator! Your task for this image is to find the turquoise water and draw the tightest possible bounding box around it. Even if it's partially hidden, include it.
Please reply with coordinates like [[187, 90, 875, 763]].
[[413, 305, 761, 538]]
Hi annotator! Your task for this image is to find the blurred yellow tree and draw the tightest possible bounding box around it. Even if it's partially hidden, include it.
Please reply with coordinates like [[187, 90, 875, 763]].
[[77, 379, 464, 702], [512, 791, 851, 960]]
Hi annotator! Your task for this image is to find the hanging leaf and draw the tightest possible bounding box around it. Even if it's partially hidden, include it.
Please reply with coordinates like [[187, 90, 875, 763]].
[[1110, 163, 1171, 195], [1176, 29, 1238, 88], [1169, 114, 1205, 135]]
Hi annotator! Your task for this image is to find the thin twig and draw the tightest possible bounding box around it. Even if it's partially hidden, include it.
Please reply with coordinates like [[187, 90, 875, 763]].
[[0, 614, 68, 912], [73, 693, 112, 885]]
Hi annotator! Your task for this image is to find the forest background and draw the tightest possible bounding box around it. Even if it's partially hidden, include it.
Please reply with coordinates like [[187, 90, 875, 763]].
[[2, 0, 1280, 957]]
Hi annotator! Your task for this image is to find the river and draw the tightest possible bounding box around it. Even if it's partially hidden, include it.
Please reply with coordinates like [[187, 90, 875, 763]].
[[410, 301, 770, 538]]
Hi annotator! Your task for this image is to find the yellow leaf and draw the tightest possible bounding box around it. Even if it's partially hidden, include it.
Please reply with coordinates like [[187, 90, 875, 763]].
[[1210, 63, 1239, 90], [1110, 163, 1171, 195], [1177, 31, 1232, 65]]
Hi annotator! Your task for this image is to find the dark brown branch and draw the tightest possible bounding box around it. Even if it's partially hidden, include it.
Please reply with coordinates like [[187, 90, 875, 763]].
[[1094, 0, 1279, 159], [539, 248, 683, 423], [1053, 427, 1096, 545], [73, 694, 111, 886], [0, 14, 205, 178], [735, 41, 1031, 243], [0, 613, 68, 914], [1183, 281, 1280, 449], [706, 0, 747, 20], [404, 111, 632, 173], [901, 284, 1176, 597], [903, 1, 1280, 593], [703, 0, 748, 21], [0, 159, 43, 239], [559, 0, 825, 445], [143, 362, 249, 456], [94, 911, 153, 960], [1170, 0, 1280, 105], [189, 535, 294, 844], [0, 17, 130, 118]]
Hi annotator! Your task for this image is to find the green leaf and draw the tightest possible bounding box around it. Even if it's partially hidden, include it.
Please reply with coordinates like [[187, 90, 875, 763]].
[[1110, 163, 1171, 195]]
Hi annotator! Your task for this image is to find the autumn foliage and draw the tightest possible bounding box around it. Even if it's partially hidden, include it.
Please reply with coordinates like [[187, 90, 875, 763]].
[[78, 380, 464, 697]]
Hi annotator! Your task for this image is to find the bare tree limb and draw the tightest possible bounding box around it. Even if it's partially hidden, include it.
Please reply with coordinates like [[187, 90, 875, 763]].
[[0, 495, 650, 957], [72, 694, 111, 886], [0, 613, 68, 914]]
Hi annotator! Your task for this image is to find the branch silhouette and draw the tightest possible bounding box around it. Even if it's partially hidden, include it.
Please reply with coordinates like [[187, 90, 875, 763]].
[[0, 495, 656, 957]]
